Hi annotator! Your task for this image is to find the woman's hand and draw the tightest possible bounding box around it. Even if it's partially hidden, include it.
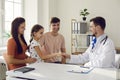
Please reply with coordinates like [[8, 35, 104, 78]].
[[25, 57, 37, 64]]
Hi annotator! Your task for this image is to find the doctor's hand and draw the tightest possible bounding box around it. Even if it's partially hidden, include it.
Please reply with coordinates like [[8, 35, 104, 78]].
[[61, 53, 71, 59]]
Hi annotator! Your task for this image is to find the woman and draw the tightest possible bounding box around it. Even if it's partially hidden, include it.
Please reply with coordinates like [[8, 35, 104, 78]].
[[7, 17, 36, 70]]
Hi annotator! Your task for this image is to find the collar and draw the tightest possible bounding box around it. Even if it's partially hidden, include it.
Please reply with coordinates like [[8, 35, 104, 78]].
[[96, 34, 107, 43]]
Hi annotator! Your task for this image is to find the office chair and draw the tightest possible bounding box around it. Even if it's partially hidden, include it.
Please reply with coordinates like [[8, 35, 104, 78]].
[[115, 53, 120, 69], [3, 53, 10, 71], [0, 54, 7, 80], [0, 62, 6, 80]]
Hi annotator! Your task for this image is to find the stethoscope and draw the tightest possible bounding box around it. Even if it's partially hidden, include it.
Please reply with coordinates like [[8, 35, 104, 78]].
[[91, 35, 108, 53], [100, 36, 108, 45]]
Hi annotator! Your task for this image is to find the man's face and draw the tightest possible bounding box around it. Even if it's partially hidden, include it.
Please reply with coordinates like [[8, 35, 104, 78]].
[[50, 22, 60, 33], [89, 21, 97, 36]]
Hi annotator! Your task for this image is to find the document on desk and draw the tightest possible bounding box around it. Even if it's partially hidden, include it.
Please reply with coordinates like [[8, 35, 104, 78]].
[[68, 66, 94, 74]]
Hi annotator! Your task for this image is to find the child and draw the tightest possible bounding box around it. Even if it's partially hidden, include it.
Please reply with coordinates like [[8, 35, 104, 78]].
[[29, 24, 61, 62]]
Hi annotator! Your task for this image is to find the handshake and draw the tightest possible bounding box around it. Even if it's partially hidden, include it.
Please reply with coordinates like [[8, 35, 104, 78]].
[[54, 53, 71, 64], [44, 53, 71, 64], [54, 53, 71, 59]]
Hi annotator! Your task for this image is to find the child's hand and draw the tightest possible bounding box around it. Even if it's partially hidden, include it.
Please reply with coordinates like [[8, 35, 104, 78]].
[[61, 53, 70, 59], [56, 53, 62, 57]]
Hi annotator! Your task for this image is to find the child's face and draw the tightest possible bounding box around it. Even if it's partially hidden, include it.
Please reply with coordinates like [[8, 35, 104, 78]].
[[34, 29, 44, 39]]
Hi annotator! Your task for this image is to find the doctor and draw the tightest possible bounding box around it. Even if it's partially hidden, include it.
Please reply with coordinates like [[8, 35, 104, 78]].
[[63, 16, 116, 68]]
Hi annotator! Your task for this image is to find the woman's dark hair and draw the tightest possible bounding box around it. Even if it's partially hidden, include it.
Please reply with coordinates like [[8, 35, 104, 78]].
[[30, 24, 44, 43], [50, 17, 60, 24], [11, 17, 27, 54], [90, 16, 106, 30]]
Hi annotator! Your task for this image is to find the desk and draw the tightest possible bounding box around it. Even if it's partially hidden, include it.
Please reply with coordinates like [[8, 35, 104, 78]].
[[6, 62, 117, 80]]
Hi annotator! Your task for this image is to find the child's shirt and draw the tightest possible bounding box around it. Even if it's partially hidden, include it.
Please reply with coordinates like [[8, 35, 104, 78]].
[[29, 39, 42, 62]]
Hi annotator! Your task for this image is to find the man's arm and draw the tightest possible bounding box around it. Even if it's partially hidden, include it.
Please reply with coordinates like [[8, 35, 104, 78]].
[[61, 48, 66, 64]]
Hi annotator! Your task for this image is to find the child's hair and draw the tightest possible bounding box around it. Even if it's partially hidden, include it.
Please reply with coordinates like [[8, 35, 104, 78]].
[[30, 24, 44, 43]]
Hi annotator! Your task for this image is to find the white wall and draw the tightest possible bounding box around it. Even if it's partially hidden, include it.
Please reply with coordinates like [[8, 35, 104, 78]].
[[38, 0, 57, 32], [38, 0, 49, 32], [55, 0, 120, 53], [24, 0, 38, 44], [49, 0, 57, 18]]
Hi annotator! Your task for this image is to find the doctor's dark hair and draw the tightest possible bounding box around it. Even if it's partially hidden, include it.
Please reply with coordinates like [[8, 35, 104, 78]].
[[90, 16, 106, 30], [50, 17, 60, 24], [11, 17, 27, 54], [30, 24, 44, 43]]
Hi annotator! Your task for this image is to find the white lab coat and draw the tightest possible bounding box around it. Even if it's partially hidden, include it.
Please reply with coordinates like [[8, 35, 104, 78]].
[[68, 34, 116, 68]]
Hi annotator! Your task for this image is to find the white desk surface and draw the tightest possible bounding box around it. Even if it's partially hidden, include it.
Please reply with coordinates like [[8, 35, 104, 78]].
[[6, 62, 117, 80]]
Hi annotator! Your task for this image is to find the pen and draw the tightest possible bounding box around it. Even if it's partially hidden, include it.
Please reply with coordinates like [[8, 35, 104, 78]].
[[80, 66, 90, 69], [68, 70, 82, 73], [67, 70, 89, 74]]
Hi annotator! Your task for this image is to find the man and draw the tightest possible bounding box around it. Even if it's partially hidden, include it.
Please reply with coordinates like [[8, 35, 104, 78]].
[[63, 16, 116, 68], [40, 17, 66, 63]]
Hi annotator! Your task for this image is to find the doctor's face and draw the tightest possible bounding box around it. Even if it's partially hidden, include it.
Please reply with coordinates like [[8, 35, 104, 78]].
[[90, 21, 97, 36]]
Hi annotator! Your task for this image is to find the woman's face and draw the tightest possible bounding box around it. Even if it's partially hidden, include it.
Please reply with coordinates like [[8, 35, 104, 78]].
[[18, 22, 25, 35]]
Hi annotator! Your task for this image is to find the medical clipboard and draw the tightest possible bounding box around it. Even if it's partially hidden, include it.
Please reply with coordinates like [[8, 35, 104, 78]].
[[14, 67, 35, 73], [67, 67, 94, 74]]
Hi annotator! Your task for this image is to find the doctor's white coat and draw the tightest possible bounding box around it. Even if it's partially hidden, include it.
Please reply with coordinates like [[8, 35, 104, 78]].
[[68, 34, 116, 68]]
